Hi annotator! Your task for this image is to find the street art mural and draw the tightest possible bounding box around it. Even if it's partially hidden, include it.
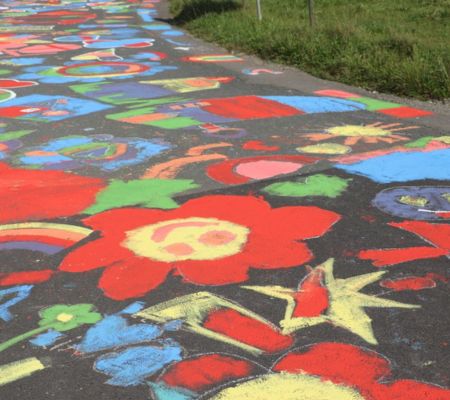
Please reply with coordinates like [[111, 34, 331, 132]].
[[0, 0, 448, 399]]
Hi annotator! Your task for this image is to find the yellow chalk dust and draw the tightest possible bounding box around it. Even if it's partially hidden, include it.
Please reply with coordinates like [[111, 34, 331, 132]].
[[208, 372, 365, 400]]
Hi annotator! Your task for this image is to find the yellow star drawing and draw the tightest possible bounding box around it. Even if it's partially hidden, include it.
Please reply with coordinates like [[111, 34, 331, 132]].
[[242, 258, 419, 344]]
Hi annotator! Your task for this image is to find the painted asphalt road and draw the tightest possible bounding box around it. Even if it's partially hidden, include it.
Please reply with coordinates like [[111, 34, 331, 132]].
[[0, 0, 449, 399]]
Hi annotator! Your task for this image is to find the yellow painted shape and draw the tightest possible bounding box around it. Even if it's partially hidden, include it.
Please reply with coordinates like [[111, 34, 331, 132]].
[[243, 258, 419, 344], [56, 313, 74, 322], [398, 195, 428, 207], [209, 372, 364, 400], [135, 292, 279, 354], [0, 222, 93, 236], [323, 258, 419, 344], [435, 136, 450, 144], [327, 125, 391, 137], [124, 217, 249, 262], [0, 357, 46, 386], [297, 143, 351, 155], [141, 77, 221, 93]]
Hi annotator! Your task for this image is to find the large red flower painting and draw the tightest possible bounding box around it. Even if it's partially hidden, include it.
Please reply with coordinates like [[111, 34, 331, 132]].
[[59, 195, 340, 300]]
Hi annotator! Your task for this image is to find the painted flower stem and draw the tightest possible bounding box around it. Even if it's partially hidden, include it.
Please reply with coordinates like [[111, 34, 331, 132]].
[[0, 325, 52, 353]]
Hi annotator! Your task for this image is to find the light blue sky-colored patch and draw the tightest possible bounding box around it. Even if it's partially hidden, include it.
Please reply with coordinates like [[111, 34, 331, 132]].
[[264, 96, 366, 113], [336, 149, 450, 183], [0, 57, 45, 66], [95, 345, 182, 386], [75, 314, 162, 353], [30, 330, 64, 347]]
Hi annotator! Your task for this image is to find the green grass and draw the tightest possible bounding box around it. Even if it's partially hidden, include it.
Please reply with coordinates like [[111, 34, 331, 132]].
[[169, 0, 450, 100]]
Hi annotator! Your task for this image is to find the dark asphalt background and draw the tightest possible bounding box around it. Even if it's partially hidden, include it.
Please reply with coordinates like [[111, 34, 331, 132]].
[[0, 0, 449, 399]]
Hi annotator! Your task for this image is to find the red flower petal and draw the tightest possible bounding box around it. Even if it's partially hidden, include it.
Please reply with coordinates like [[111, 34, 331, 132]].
[[82, 207, 168, 233], [0, 270, 54, 286], [268, 206, 341, 240], [168, 195, 272, 227], [98, 258, 172, 300], [160, 354, 258, 392], [58, 238, 133, 272], [273, 343, 389, 389], [359, 247, 448, 267], [391, 221, 450, 251], [176, 258, 250, 285], [245, 239, 312, 269]]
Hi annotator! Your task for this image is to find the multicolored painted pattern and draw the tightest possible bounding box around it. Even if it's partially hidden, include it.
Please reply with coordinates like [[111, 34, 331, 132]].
[[0, 0, 448, 399]]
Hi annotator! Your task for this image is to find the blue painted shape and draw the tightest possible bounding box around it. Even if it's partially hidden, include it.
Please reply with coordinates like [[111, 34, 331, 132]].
[[73, 81, 172, 102], [0, 95, 111, 122], [1, 57, 45, 66], [336, 149, 450, 183], [0, 285, 33, 322], [143, 24, 171, 31], [161, 30, 185, 37], [118, 301, 145, 315], [264, 96, 366, 113], [148, 382, 195, 400], [76, 315, 162, 353], [131, 52, 165, 61], [95, 345, 182, 386], [18, 134, 172, 171], [163, 320, 183, 331], [0, 242, 63, 254], [137, 8, 156, 22], [30, 330, 64, 347]]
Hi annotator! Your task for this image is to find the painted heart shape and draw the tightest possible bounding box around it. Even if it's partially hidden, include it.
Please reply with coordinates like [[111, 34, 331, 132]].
[[0, 79, 37, 89]]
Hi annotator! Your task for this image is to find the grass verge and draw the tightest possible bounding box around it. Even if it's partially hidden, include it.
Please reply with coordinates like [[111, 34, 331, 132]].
[[169, 0, 450, 101]]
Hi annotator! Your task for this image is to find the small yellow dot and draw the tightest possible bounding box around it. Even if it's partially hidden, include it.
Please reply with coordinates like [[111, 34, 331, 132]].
[[56, 313, 74, 323]]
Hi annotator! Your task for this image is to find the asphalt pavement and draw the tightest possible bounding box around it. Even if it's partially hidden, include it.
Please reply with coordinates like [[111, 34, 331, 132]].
[[0, 0, 449, 399]]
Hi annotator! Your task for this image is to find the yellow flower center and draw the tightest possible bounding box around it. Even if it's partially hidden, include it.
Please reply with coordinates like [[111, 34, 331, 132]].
[[56, 313, 74, 323], [123, 217, 250, 262]]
